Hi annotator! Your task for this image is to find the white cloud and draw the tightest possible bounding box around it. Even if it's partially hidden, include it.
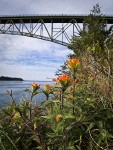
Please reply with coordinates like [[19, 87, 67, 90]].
[[0, 0, 113, 80], [0, 34, 69, 57], [0, 61, 59, 80], [0, 34, 71, 80], [0, 0, 113, 15]]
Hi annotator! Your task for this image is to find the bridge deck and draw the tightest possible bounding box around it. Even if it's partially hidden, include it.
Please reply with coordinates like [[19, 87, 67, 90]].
[[0, 15, 113, 24]]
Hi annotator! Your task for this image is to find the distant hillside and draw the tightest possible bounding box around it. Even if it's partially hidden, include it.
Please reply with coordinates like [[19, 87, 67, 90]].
[[0, 76, 23, 81]]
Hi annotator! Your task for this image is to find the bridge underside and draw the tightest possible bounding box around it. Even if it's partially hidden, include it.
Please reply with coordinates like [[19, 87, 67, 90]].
[[0, 15, 113, 46]]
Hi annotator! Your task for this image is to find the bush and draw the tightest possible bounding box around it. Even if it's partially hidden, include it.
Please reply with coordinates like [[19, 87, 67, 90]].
[[0, 58, 113, 150]]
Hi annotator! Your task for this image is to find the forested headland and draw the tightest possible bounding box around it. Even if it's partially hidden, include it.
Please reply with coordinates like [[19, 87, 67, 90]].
[[0, 76, 23, 81]]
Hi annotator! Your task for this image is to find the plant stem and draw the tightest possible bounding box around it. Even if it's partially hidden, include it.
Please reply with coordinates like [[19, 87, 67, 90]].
[[60, 89, 64, 110], [30, 93, 33, 120], [72, 73, 76, 114]]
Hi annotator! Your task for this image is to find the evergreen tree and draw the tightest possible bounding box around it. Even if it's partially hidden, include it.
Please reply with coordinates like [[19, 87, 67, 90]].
[[69, 4, 111, 58], [57, 4, 113, 76]]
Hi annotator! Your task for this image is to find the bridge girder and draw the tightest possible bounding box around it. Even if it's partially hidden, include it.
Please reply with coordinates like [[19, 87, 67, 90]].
[[0, 15, 113, 46]]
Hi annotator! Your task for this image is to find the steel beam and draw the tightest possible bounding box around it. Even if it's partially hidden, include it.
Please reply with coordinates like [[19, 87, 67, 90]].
[[0, 14, 113, 46]]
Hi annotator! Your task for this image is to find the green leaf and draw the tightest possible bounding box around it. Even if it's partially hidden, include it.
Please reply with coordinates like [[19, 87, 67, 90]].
[[0, 138, 6, 150], [41, 115, 54, 120], [0, 129, 18, 150], [86, 122, 95, 132], [24, 88, 31, 93], [64, 114, 75, 119], [68, 146, 76, 150]]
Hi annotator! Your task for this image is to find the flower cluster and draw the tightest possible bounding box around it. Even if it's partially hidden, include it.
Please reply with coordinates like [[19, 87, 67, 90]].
[[67, 58, 80, 73], [30, 82, 40, 93], [55, 115, 63, 122], [44, 84, 53, 91], [53, 74, 72, 88], [44, 84, 53, 95]]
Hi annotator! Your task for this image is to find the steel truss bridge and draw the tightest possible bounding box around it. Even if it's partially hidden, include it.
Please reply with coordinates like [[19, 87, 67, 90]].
[[0, 15, 113, 46]]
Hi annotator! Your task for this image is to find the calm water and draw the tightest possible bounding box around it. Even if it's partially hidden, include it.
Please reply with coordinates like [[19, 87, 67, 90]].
[[0, 80, 54, 108]]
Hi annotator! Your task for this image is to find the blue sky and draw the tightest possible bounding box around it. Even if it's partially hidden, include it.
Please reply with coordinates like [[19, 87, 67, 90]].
[[0, 0, 113, 80]]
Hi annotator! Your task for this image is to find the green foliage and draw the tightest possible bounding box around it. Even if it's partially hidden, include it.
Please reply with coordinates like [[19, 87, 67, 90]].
[[0, 54, 113, 150], [68, 4, 113, 106], [69, 4, 110, 53], [57, 4, 113, 77]]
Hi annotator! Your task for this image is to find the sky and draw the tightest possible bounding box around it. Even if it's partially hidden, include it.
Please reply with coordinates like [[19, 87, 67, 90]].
[[0, 0, 113, 81]]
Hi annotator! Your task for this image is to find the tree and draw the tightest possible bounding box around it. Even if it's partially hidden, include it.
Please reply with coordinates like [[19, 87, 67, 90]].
[[57, 4, 113, 106], [57, 4, 113, 75]]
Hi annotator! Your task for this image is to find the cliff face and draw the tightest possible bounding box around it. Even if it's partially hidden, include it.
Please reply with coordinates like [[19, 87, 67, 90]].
[[0, 76, 23, 81]]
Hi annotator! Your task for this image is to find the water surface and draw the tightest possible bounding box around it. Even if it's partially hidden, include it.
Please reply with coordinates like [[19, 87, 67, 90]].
[[0, 80, 53, 108]]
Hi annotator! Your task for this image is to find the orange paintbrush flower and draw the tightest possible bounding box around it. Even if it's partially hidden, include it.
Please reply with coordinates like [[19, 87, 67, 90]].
[[53, 74, 71, 88], [55, 115, 63, 121], [44, 84, 53, 94], [31, 82, 40, 92], [67, 58, 80, 72], [53, 78, 58, 82], [44, 84, 53, 91], [58, 74, 70, 81]]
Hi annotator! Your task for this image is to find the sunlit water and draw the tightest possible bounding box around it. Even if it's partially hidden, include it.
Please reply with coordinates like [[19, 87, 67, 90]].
[[0, 80, 54, 108]]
